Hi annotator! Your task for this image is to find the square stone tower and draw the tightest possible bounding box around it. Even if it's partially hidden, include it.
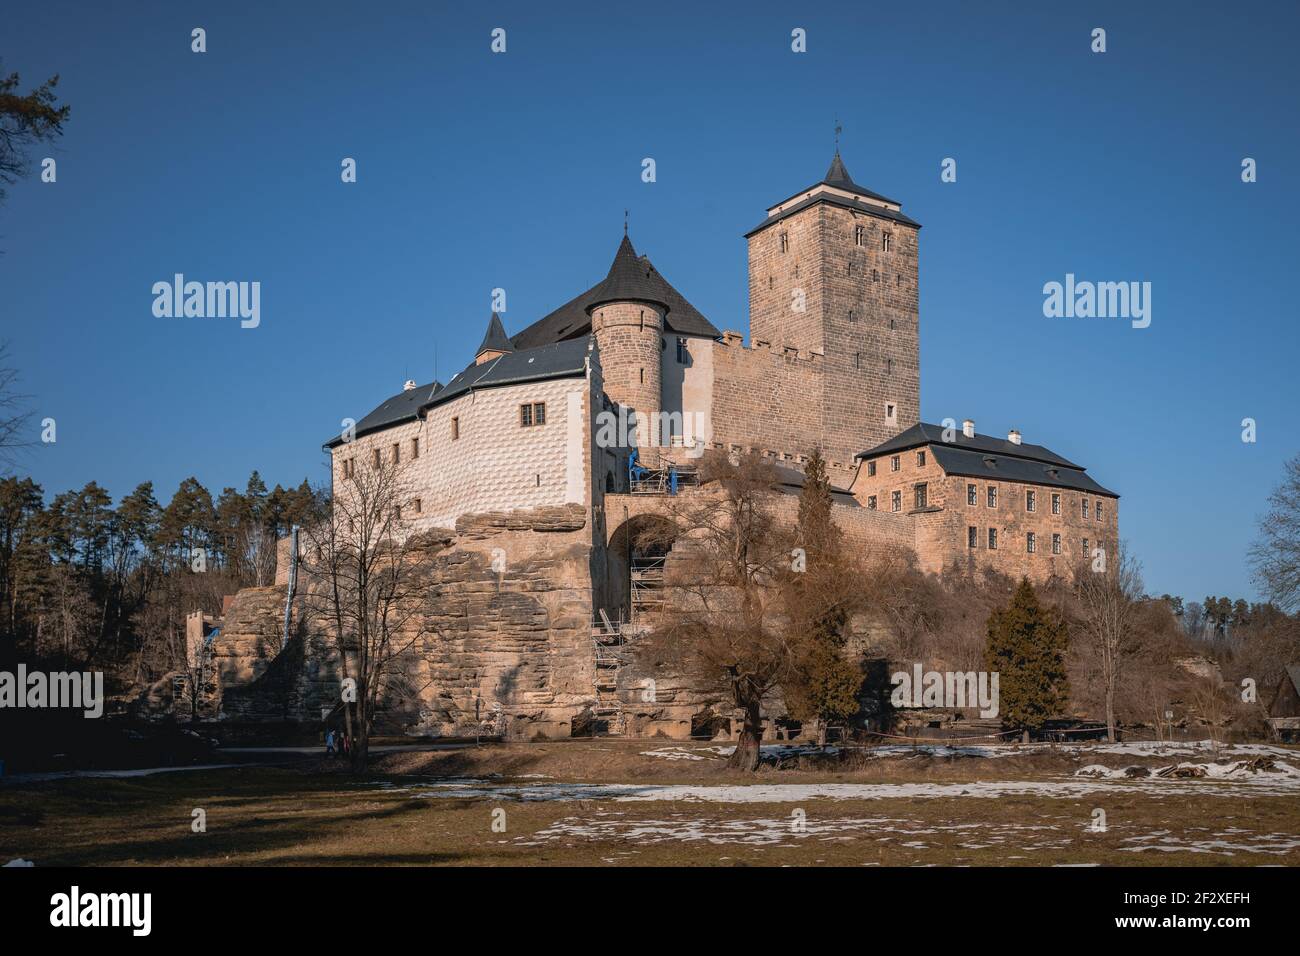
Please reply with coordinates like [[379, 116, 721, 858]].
[[745, 151, 921, 465]]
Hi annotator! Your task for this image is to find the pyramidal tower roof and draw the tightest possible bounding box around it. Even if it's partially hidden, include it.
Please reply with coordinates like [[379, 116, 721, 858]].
[[823, 150, 857, 190], [476, 312, 514, 357], [585, 233, 670, 313]]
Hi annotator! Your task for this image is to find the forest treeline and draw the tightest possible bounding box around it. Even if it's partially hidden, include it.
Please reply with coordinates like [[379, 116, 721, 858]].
[[0, 472, 327, 687]]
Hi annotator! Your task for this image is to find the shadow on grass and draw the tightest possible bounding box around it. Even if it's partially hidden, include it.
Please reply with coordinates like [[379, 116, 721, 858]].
[[0, 768, 483, 866]]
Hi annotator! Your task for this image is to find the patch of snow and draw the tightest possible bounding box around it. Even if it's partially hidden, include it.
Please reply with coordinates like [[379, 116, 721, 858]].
[[399, 772, 1300, 804]]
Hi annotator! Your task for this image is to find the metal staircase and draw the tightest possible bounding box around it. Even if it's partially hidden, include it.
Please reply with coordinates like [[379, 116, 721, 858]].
[[591, 610, 629, 734], [630, 555, 666, 620]]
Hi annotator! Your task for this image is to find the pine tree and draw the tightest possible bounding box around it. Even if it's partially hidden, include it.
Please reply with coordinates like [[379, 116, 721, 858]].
[[984, 577, 1069, 730]]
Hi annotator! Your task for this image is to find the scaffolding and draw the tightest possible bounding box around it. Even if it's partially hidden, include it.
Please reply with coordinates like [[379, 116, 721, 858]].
[[591, 610, 628, 733], [630, 555, 666, 621]]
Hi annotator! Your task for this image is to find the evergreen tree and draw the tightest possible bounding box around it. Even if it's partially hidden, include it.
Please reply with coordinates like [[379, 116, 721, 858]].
[[984, 577, 1069, 729]]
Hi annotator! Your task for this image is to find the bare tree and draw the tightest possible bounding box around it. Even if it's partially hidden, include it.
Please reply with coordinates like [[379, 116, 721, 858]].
[[299, 457, 433, 771], [0, 341, 32, 470], [1073, 542, 1143, 742], [240, 523, 278, 587], [641, 453, 788, 770], [1250, 454, 1300, 612]]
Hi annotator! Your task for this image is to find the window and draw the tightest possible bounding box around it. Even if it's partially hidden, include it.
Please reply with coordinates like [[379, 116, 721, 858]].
[[886, 358, 893, 374], [639, 368, 644, 384], [849, 309, 856, 323], [885, 403, 896, 423], [1052, 533, 1061, 555], [914, 483, 928, 509], [520, 402, 546, 427], [854, 352, 860, 369], [412, 498, 423, 514], [890, 455, 900, 472], [891, 490, 901, 512], [855, 224, 865, 246], [1051, 492, 1060, 515], [779, 232, 789, 253], [968, 526, 978, 549], [867, 460, 877, 477], [451, 417, 460, 440], [882, 233, 893, 252], [988, 528, 998, 550], [867, 495, 877, 510], [1082, 537, 1089, 556], [847, 261, 854, 277], [1096, 500, 1104, 521], [411, 437, 420, 459], [967, 483, 977, 506], [372, 448, 381, 468], [1082, 499, 1090, 519], [987, 486, 997, 508], [676, 338, 688, 363], [872, 269, 879, 282], [392, 442, 400, 464], [342, 458, 354, 478], [916, 450, 926, 467], [1027, 532, 1037, 554], [1026, 490, 1036, 513]]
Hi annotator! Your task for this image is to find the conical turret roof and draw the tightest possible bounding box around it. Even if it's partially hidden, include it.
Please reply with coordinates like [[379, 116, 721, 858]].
[[476, 312, 514, 357], [585, 234, 670, 313]]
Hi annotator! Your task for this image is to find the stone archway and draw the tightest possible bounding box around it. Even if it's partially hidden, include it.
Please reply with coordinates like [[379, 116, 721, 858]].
[[603, 510, 677, 626]]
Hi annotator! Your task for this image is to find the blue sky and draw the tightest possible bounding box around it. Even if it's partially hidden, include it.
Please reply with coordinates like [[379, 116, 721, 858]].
[[3, 0, 1297, 604]]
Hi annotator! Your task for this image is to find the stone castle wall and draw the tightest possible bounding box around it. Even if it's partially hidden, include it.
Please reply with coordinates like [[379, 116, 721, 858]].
[[850, 445, 1119, 582], [326, 370, 595, 535]]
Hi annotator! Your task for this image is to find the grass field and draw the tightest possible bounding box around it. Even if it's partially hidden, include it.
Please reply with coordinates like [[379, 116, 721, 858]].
[[3, 740, 1298, 866]]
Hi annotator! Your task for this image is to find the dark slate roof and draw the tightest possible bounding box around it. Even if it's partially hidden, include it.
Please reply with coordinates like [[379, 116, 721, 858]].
[[477, 312, 514, 356], [510, 244, 720, 350], [770, 462, 855, 499], [325, 339, 590, 448], [928, 444, 1118, 498], [746, 151, 920, 237], [432, 337, 589, 408], [588, 234, 669, 311], [858, 423, 1082, 469], [324, 380, 443, 447], [856, 422, 1117, 497], [822, 150, 899, 206]]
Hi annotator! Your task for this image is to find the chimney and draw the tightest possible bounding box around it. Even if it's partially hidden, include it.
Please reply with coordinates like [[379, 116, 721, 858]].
[[962, 419, 975, 439], [1007, 429, 1022, 445], [403, 380, 417, 391]]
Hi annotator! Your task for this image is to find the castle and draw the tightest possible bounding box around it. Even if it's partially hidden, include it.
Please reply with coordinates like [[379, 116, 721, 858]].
[[209, 151, 1118, 738]]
